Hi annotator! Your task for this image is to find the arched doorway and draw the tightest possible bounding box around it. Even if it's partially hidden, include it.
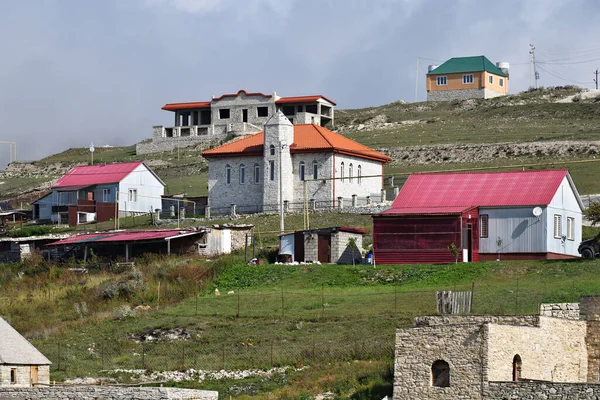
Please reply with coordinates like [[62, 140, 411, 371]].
[[512, 355, 522, 381], [431, 360, 450, 387]]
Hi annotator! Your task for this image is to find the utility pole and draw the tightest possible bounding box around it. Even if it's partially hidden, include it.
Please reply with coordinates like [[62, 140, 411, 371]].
[[414, 57, 420, 103], [594, 69, 599, 90], [529, 44, 539, 89]]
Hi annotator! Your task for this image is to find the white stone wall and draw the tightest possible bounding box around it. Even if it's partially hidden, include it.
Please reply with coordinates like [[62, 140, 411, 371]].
[[331, 231, 363, 264], [0, 385, 217, 399], [262, 113, 294, 211], [333, 154, 383, 201], [483, 88, 506, 99], [427, 88, 486, 102], [211, 93, 276, 132], [207, 156, 264, 213], [487, 316, 588, 382], [291, 153, 333, 205], [0, 365, 49, 387], [540, 303, 580, 320]]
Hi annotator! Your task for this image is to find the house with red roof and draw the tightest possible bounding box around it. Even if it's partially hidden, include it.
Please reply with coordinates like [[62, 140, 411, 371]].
[[137, 89, 337, 154], [202, 111, 391, 214], [32, 162, 164, 226], [373, 170, 584, 264]]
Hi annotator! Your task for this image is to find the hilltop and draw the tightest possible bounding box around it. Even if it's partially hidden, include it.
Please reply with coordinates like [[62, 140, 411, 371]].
[[3, 86, 600, 203]]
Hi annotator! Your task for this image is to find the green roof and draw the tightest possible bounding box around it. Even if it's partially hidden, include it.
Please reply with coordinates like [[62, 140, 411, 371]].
[[427, 56, 508, 77]]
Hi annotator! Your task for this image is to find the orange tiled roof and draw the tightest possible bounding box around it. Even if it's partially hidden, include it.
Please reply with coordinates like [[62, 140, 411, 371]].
[[202, 124, 391, 163], [276, 95, 336, 106]]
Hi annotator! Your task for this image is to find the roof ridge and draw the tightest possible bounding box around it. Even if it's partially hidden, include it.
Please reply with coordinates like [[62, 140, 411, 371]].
[[314, 124, 335, 150]]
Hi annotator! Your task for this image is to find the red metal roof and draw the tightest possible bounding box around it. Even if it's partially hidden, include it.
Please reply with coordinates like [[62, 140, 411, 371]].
[[53, 162, 143, 188], [387, 170, 570, 213], [379, 206, 474, 216], [202, 124, 391, 163], [47, 229, 203, 246], [162, 101, 211, 111]]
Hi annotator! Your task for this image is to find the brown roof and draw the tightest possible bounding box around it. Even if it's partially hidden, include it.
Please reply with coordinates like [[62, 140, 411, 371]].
[[202, 124, 391, 163]]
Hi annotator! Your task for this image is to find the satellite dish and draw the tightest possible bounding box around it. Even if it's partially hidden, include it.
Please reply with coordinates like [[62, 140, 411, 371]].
[[533, 207, 543, 217]]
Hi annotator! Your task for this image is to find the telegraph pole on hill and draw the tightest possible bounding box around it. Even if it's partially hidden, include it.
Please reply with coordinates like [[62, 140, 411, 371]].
[[594, 69, 599, 90]]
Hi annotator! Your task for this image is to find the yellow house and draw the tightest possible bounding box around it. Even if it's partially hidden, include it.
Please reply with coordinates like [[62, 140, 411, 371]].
[[426, 56, 509, 101]]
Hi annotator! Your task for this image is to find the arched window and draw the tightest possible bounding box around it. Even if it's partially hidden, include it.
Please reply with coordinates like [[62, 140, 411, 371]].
[[313, 161, 318, 179], [299, 161, 305, 181], [512, 355, 522, 381], [225, 164, 231, 185], [358, 165, 362, 184], [254, 163, 260, 184], [340, 162, 345, 182], [349, 163, 353, 183], [431, 360, 450, 387], [239, 164, 246, 184], [269, 144, 275, 156]]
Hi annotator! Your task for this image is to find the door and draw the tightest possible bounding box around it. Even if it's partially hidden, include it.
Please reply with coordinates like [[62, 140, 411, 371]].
[[242, 109, 248, 123], [318, 234, 331, 263], [294, 232, 305, 262], [30, 366, 38, 385], [33, 204, 40, 219]]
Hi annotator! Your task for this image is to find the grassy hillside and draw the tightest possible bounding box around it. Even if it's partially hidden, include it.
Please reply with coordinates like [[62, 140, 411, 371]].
[[2, 241, 600, 398]]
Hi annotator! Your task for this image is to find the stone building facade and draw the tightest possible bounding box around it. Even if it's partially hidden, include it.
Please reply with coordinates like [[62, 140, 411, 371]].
[[0, 386, 217, 399], [202, 112, 391, 214], [393, 298, 600, 400], [280, 227, 364, 264], [137, 90, 336, 154]]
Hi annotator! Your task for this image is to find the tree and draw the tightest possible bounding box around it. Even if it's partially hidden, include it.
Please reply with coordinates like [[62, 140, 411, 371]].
[[347, 237, 359, 266], [585, 201, 600, 226], [448, 242, 459, 264]]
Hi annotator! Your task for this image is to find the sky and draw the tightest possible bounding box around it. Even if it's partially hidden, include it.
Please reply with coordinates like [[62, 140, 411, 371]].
[[1, 0, 599, 169]]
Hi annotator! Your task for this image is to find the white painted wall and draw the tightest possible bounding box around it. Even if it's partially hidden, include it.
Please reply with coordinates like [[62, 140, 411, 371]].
[[546, 176, 583, 257], [118, 164, 164, 214], [478, 207, 546, 253], [332, 154, 383, 200], [208, 156, 264, 212]]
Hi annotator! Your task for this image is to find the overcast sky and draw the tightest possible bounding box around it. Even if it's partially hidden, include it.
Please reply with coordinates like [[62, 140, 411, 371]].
[[1, 0, 599, 169]]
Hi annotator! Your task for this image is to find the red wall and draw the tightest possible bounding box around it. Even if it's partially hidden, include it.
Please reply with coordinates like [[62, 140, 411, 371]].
[[96, 203, 117, 223], [373, 216, 463, 264]]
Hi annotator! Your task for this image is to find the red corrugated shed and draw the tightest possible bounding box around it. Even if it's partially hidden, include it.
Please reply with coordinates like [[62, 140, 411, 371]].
[[389, 170, 568, 211], [53, 162, 143, 188]]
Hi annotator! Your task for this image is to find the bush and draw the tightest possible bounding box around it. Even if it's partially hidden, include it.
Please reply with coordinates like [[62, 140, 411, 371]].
[[102, 269, 146, 300]]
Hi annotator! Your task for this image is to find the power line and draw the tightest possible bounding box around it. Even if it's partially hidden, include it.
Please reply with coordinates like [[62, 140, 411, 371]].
[[536, 64, 591, 85]]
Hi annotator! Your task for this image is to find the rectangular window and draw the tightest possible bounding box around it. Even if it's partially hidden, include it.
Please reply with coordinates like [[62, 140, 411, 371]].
[[240, 165, 246, 184], [269, 160, 275, 181], [480, 214, 489, 238], [226, 166, 231, 185], [297, 105, 304, 112], [257, 107, 269, 117], [436, 76, 447, 86], [219, 108, 230, 119], [10, 368, 16, 384], [313, 163, 318, 180], [567, 217, 575, 240], [463, 74, 474, 84], [306, 104, 318, 114], [554, 215, 562, 238], [499, 78, 504, 87], [282, 105, 295, 116], [128, 189, 137, 203], [299, 163, 305, 181], [488, 75, 493, 84], [254, 165, 260, 184], [102, 188, 111, 202]]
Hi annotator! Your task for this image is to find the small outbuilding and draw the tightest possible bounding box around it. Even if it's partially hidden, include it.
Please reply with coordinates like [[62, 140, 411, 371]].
[[0, 318, 51, 387], [373, 170, 583, 264], [279, 227, 365, 264]]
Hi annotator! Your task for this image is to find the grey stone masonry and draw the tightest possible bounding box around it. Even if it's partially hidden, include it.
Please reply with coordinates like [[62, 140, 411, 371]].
[[0, 386, 218, 399], [427, 88, 506, 102], [414, 314, 539, 327], [486, 381, 600, 399], [539, 302, 580, 320]]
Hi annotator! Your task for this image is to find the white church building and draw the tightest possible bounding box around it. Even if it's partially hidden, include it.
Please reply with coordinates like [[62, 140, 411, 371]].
[[202, 111, 391, 214]]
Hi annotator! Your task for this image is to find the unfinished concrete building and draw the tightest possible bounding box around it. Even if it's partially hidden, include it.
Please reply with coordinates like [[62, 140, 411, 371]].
[[393, 297, 600, 399], [137, 90, 336, 154]]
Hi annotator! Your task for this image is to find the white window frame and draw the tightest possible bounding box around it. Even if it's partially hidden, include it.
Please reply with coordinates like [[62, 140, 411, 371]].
[[254, 164, 260, 184], [567, 217, 575, 241], [499, 78, 504, 87], [488, 75, 493, 84], [128, 189, 138, 203], [239, 164, 246, 185], [554, 215, 562, 239], [436, 76, 447, 86], [225, 165, 231, 185], [480, 214, 489, 238], [102, 188, 111, 202], [463, 74, 474, 84]]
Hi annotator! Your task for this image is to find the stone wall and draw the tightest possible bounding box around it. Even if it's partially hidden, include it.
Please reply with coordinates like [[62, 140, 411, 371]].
[[393, 323, 488, 400], [539, 302, 580, 319], [487, 316, 587, 382], [427, 88, 486, 102], [0, 366, 50, 387], [414, 315, 539, 328], [331, 231, 363, 264], [207, 156, 264, 212], [0, 386, 218, 399], [580, 296, 600, 382], [485, 381, 600, 399], [136, 134, 225, 155]]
